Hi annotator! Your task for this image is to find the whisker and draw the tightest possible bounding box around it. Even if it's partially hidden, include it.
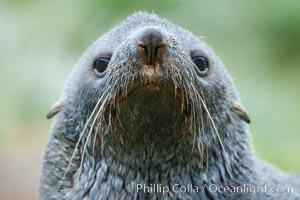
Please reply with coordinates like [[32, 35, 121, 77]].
[[200, 108, 205, 168], [78, 89, 112, 178], [78, 106, 101, 179], [58, 89, 108, 189], [198, 95, 225, 153], [92, 124, 99, 170]]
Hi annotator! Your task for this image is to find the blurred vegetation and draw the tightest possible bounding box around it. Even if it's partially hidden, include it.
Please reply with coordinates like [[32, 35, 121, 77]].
[[1, 0, 300, 173]]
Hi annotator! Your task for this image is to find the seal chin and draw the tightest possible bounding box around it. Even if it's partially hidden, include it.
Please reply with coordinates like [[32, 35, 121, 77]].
[[117, 83, 191, 135]]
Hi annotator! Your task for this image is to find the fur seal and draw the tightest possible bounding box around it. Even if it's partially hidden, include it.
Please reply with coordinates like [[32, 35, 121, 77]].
[[40, 12, 300, 199]]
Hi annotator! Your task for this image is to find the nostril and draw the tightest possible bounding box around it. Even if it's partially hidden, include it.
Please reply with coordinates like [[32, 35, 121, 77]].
[[136, 27, 167, 65], [139, 44, 148, 57], [154, 46, 161, 58], [138, 43, 165, 65]]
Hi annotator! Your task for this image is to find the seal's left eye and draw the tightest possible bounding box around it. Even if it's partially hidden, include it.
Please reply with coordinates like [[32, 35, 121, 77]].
[[192, 56, 210, 77], [93, 57, 110, 77]]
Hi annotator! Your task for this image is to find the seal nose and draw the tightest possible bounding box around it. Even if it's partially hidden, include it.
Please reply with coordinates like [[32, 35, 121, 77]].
[[136, 27, 167, 65]]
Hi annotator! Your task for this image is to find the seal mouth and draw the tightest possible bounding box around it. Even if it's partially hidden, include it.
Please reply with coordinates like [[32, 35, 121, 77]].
[[118, 82, 191, 115], [119, 82, 183, 104], [115, 82, 192, 134]]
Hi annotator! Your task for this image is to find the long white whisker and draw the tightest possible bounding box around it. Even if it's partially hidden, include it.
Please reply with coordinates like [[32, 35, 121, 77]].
[[58, 90, 108, 189], [198, 97, 225, 153], [78, 91, 111, 178]]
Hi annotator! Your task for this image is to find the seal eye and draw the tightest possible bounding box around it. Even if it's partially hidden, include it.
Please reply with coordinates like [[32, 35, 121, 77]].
[[93, 57, 110, 77], [192, 56, 209, 77]]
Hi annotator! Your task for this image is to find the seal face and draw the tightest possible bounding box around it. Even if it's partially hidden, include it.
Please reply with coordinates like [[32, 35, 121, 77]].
[[40, 12, 300, 200]]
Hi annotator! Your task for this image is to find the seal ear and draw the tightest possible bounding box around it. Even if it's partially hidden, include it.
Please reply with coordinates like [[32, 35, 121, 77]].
[[231, 100, 250, 123], [46, 99, 64, 119]]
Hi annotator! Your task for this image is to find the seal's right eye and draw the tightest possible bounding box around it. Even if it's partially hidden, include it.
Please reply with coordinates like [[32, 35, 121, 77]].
[[93, 57, 110, 77]]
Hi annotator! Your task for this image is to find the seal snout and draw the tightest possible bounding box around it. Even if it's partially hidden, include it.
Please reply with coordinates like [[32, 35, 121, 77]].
[[136, 27, 167, 65]]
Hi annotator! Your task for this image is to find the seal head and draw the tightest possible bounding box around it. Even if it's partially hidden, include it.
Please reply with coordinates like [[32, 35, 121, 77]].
[[42, 12, 251, 199], [41, 12, 300, 200]]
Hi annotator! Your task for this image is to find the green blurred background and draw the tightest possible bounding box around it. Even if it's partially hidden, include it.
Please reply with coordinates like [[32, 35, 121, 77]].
[[1, 0, 299, 199]]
